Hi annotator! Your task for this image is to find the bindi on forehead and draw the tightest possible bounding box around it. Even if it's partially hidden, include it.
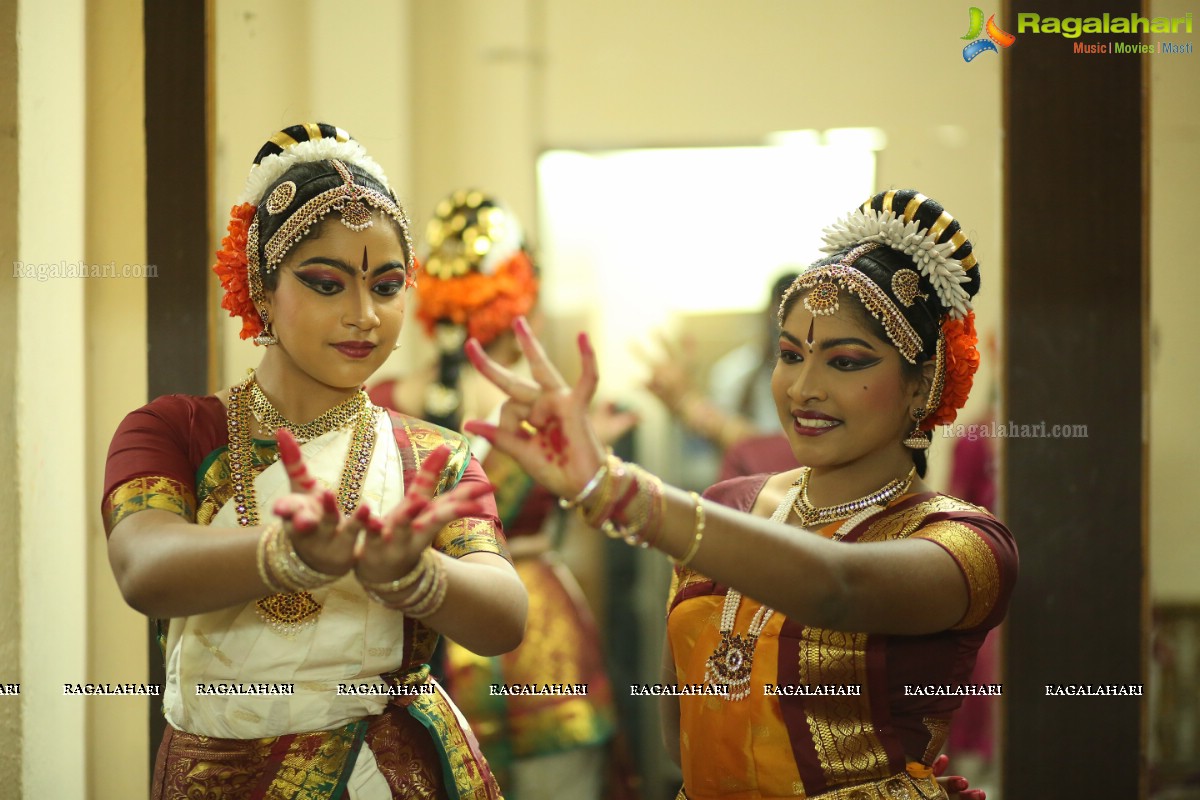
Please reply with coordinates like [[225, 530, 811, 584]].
[[361, 246, 369, 278]]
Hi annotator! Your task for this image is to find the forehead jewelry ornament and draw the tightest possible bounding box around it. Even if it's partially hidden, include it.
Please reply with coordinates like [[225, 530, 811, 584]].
[[803, 279, 841, 318], [265, 181, 296, 215], [892, 269, 924, 308]]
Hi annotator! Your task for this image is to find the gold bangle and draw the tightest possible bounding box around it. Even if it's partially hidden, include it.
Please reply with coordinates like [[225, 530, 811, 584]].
[[407, 557, 449, 618], [674, 492, 705, 566], [256, 523, 286, 593], [559, 460, 610, 510], [360, 549, 435, 595], [269, 523, 340, 591]]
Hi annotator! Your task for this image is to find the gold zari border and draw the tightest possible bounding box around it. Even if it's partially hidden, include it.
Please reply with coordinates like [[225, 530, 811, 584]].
[[104, 475, 196, 534], [913, 521, 1000, 630], [798, 627, 891, 786], [434, 517, 510, 561]]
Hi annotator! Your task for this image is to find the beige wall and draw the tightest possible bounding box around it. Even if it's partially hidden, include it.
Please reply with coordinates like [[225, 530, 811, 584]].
[[212, 0, 415, 390], [17, 0, 89, 794], [84, 0, 150, 795], [1148, 0, 1200, 602], [0, 0, 22, 790]]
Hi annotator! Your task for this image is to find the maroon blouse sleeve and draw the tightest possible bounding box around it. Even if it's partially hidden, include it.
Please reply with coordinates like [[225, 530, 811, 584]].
[[101, 395, 226, 536], [913, 513, 1018, 631], [701, 473, 771, 512], [430, 456, 512, 562]]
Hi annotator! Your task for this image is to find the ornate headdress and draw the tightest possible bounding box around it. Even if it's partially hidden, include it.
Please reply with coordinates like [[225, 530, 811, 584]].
[[779, 189, 981, 435], [213, 123, 415, 341], [415, 189, 539, 425]]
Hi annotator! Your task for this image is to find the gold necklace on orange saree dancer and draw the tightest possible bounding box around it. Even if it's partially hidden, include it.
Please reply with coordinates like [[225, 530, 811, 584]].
[[703, 466, 915, 700]]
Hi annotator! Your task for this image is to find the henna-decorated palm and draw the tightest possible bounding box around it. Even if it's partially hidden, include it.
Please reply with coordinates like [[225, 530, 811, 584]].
[[463, 316, 608, 501], [273, 429, 490, 586]]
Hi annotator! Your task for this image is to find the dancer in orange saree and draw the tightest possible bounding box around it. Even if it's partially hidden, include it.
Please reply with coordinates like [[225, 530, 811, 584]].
[[463, 190, 1014, 800], [103, 124, 526, 799]]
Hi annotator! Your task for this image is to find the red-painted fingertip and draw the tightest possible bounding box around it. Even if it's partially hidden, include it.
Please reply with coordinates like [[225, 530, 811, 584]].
[[514, 316, 531, 338], [423, 444, 451, 473], [931, 755, 949, 777], [464, 337, 482, 357], [463, 420, 497, 442], [469, 482, 497, 499], [951, 777, 968, 791], [321, 490, 339, 516], [578, 331, 593, 356], [277, 429, 303, 463], [454, 501, 487, 519]]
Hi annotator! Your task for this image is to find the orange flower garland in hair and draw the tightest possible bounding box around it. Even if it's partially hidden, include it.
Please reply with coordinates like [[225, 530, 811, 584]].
[[923, 311, 980, 428], [416, 251, 539, 347], [212, 203, 262, 340]]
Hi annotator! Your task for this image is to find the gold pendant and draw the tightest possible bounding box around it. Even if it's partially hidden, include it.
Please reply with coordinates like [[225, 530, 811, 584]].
[[255, 591, 321, 637], [705, 631, 757, 701]]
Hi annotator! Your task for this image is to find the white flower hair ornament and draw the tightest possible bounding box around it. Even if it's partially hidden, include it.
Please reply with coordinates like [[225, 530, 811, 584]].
[[238, 137, 391, 206], [820, 207, 973, 319]]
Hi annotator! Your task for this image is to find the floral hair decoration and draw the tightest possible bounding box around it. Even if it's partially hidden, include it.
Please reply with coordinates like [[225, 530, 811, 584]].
[[415, 189, 540, 427], [784, 190, 981, 429], [212, 123, 414, 341], [416, 190, 538, 347]]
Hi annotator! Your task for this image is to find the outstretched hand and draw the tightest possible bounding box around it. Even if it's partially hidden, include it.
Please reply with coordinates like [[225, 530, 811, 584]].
[[271, 428, 366, 577], [272, 430, 490, 586], [463, 316, 607, 500], [355, 444, 493, 585]]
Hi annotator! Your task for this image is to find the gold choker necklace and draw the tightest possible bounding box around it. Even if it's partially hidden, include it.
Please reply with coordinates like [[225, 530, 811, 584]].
[[249, 377, 366, 443], [792, 466, 916, 528]]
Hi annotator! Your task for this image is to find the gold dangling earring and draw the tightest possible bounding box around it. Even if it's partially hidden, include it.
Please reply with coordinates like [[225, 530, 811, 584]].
[[254, 310, 279, 347], [903, 406, 930, 450]]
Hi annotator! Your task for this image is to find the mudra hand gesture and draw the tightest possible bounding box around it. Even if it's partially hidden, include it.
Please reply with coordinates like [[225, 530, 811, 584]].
[[271, 428, 493, 588], [462, 316, 607, 501]]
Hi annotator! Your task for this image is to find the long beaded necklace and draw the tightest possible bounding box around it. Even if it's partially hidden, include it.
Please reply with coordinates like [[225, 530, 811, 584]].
[[226, 375, 380, 633], [704, 467, 915, 701]]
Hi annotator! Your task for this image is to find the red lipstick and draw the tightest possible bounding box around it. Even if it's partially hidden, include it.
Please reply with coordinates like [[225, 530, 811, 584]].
[[333, 342, 376, 359]]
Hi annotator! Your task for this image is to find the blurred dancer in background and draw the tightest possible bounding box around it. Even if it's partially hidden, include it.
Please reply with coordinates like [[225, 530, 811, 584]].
[[370, 190, 635, 800]]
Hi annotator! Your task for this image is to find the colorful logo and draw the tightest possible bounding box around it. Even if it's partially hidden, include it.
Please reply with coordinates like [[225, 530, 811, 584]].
[[962, 7, 1017, 61]]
